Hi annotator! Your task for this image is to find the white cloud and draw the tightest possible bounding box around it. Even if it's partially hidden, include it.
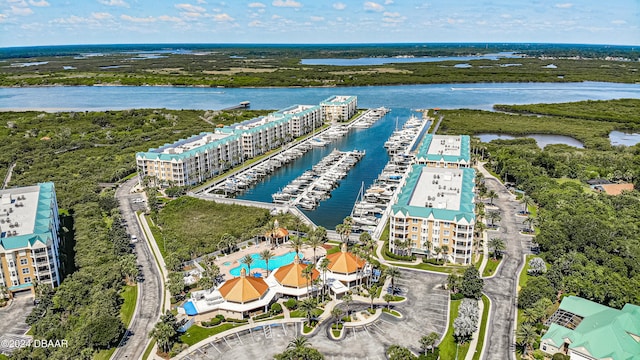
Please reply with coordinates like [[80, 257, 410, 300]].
[[310, 16, 324, 21], [249, 2, 266, 7], [272, 0, 302, 8], [158, 15, 182, 22], [98, 0, 129, 7], [10, 5, 33, 16], [554, 3, 573, 8], [120, 14, 156, 23], [364, 2, 384, 12], [611, 19, 626, 25], [248, 20, 264, 27], [213, 13, 234, 21], [175, 4, 206, 12], [91, 12, 112, 19], [28, 0, 49, 7], [333, 2, 346, 10]]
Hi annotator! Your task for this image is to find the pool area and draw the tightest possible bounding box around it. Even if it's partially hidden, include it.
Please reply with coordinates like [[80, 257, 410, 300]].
[[229, 251, 303, 277], [184, 301, 198, 316]]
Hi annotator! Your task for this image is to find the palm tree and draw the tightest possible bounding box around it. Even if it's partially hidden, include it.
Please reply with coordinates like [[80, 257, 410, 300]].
[[306, 229, 324, 265], [384, 266, 401, 293], [241, 254, 254, 275], [487, 190, 498, 205], [523, 215, 536, 233], [288, 235, 305, 255], [487, 210, 501, 228], [342, 293, 352, 317], [259, 249, 274, 277], [302, 263, 314, 298], [516, 323, 537, 356], [368, 286, 378, 310], [383, 293, 394, 310], [320, 257, 330, 299], [441, 245, 449, 264], [488, 237, 506, 260], [298, 298, 316, 325]]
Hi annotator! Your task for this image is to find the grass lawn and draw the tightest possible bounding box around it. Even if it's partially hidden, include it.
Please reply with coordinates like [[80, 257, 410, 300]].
[[121, 285, 138, 327], [482, 257, 502, 277], [142, 339, 156, 360], [180, 323, 240, 346], [439, 299, 471, 360], [472, 295, 491, 360]]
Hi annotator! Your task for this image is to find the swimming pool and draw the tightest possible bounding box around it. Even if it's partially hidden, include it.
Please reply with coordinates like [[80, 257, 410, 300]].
[[229, 251, 303, 277], [183, 301, 198, 315]]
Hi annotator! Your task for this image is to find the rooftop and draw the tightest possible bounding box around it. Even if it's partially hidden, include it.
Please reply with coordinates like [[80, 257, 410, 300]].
[[543, 296, 640, 359], [0, 183, 57, 251], [392, 165, 475, 223], [416, 134, 470, 164]]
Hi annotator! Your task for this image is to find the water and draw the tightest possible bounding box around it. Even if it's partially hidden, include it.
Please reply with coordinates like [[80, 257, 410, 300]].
[[300, 52, 521, 66], [2, 82, 640, 112], [476, 133, 584, 148], [229, 251, 303, 276], [239, 109, 414, 227], [609, 131, 640, 146]]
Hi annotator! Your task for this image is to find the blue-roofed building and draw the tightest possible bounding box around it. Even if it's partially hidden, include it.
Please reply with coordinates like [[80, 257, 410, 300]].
[[0, 183, 61, 296], [415, 134, 471, 168], [136, 102, 327, 187], [320, 95, 358, 122], [389, 165, 476, 265]]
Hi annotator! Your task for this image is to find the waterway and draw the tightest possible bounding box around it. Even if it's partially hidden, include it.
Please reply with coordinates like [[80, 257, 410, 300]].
[[2, 82, 640, 112], [238, 109, 415, 228]]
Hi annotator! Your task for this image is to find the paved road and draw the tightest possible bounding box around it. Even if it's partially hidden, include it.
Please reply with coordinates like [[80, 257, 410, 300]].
[[0, 293, 33, 355], [112, 177, 163, 360], [178, 270, 448, 359], [478, 166, 531, 360]]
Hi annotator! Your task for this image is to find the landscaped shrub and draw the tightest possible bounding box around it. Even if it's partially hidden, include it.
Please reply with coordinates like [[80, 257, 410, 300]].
[[284, 298, 298, 310], [270, 302, 283, 314]]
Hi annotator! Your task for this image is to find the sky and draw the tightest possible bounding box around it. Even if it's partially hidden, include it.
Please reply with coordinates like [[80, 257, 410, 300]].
[[0, 0, 638, 47]]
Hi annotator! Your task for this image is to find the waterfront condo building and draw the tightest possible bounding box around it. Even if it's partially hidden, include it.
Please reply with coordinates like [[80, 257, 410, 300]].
[[389, 165, 476, 265], [320, 95, 358, 122], [136, 102, 326, 187], [0, 183, 62, 296], [415, 134, 471, 168]]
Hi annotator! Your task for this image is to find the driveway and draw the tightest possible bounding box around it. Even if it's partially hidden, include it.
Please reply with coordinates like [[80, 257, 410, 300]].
[[111, 177, 163, 360], [179, 269, 448, 359], [0, 293, 34, 355], [478, 165, 531, 360]]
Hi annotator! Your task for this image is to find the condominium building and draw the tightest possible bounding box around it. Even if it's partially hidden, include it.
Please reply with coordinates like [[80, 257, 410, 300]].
[[389, 165, 476, 265], [0, 183, 62, 295], [136, 102, 329, 187], [320, 95, 358, 122], [415, 134, 471, 168]]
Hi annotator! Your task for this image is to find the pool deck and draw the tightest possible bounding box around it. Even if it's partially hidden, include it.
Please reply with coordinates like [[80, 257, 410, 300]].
[[214, 240, 326, 280]]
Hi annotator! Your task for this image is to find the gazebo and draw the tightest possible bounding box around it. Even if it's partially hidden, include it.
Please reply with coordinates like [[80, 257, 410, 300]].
[[272, 254, 319, 299], [325, 243, 368, 289], [265, 219, 289, 246]]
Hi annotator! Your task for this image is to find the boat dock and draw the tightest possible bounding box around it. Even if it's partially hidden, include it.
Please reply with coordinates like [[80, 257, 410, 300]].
[[274, 149, 365, 210]]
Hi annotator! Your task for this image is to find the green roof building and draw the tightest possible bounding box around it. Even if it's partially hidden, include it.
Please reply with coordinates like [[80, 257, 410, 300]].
[[0, 183, 61, 295], [389, 165, 476, 264], [541, 296, 640, 359]]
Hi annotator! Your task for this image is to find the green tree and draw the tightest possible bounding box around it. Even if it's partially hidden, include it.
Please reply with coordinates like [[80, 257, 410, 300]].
[[460, 266, 484, 300]]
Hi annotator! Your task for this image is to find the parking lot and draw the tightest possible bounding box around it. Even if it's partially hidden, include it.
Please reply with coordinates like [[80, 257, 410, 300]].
[[0, 292, 34, 355], [180, 269, 448, 359]]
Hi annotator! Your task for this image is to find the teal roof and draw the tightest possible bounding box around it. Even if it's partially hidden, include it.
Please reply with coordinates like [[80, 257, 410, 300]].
[[416, 134, 471, 164], [320, 95, 357, 106], [542, 296, 640, 360], [0, 182, 56, 250], [391, 164, 475, 223]]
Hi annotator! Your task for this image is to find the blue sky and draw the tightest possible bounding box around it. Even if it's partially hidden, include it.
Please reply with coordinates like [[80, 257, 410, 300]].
[[0, 0, 638, 47]]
